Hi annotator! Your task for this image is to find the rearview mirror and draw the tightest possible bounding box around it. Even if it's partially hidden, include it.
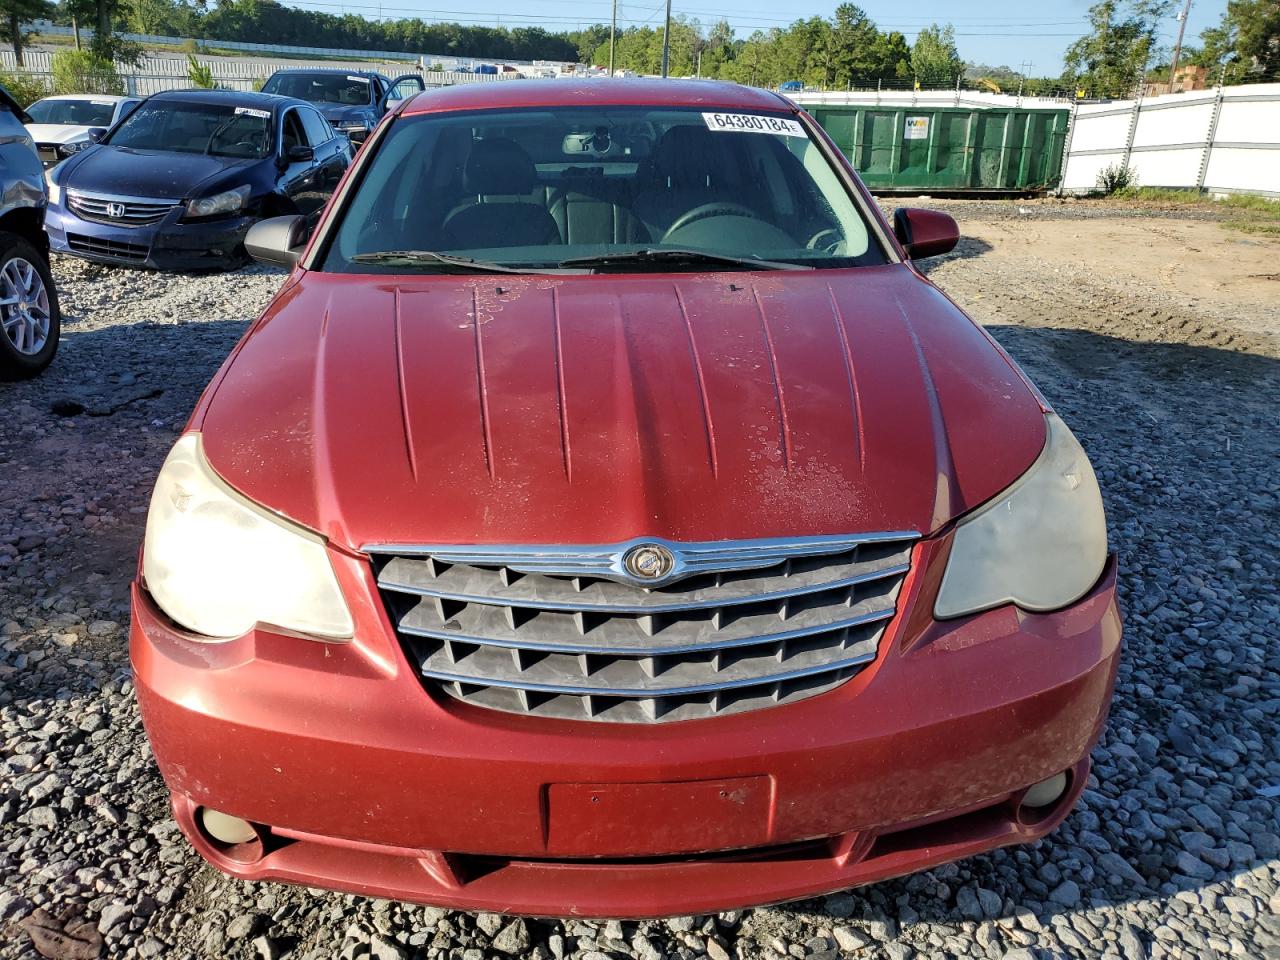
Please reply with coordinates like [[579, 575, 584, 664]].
[[892, 208, 960, 260], [245, 215, 308, 269]]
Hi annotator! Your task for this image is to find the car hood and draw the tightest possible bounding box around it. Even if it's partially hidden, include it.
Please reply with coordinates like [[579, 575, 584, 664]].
[[198, 267, 1047, 550], [61, 145, 257, 199], [315, 103, 372, 123], [26, 123, 94, 144]]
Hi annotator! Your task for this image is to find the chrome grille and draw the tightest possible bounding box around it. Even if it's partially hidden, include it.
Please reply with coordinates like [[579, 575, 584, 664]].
[[67, 191, 178, 227], [370, 533, 917, 723]]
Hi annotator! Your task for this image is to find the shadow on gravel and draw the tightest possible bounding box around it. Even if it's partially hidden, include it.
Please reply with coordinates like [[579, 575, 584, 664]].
[[916, 236, 994, 270]]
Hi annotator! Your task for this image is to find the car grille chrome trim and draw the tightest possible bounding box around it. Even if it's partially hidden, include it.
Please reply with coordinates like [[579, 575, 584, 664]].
[[66, 190, 179, 227], [368, 531, 917, 588], [369, 533, 918, 723]]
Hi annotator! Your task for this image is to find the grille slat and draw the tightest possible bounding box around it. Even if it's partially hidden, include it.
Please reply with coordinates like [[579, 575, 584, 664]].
[[65, 233, 149, 262], [370, 533, 916, 723]]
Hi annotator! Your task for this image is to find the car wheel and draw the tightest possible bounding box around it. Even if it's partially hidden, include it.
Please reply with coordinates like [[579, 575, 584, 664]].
[[0, 231, 61, 381]]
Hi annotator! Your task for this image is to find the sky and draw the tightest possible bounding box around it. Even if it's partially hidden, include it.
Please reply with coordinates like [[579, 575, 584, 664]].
[[289, 0, 1230, 74]]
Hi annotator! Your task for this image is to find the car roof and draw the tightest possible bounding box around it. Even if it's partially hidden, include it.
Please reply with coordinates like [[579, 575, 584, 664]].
[[147, 89, 300, 112], [32, 93, 132, 103], [268, 67, 387, 78], [399, 78, 791, 116]]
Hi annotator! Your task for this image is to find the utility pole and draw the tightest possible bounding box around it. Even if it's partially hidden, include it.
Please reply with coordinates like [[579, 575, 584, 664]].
[[1169, 0, 1192, 85], [1018, 60, 1033, 98], [660, 0, 672, 77], [608, 0, 616, 76]]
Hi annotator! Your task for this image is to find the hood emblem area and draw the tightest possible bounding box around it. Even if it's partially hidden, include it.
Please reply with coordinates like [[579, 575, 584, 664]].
[[622, 543, 675, 583]]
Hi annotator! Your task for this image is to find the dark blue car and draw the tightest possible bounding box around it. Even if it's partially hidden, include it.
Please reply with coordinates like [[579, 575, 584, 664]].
[[45, 89, 353, 271], [259, 69, 424, 143]]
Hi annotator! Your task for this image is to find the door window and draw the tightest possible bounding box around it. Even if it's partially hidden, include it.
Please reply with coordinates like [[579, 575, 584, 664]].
[[282, 109, 310, 152], [300, 108, 333, 147]]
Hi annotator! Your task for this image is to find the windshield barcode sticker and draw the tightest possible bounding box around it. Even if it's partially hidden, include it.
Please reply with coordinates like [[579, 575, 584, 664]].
[[347, 75, 370, 83], [702, 112, 806, 137], [91, 99, 115, 105], [234, 107, 271, 118]]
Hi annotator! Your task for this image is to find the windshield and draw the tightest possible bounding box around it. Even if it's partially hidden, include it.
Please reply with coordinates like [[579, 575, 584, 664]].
[[321, 105, 886, 273], [27, 98, 117, 126], [261, 73, 375, 106], [104, 102, 272, 159]]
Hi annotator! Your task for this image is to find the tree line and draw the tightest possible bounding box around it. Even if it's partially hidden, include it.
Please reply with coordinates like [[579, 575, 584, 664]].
[[0, 0, 1275, 97]]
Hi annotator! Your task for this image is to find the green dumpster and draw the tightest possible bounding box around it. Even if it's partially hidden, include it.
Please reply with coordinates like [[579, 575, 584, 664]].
[[807, 104, 1070, 193]]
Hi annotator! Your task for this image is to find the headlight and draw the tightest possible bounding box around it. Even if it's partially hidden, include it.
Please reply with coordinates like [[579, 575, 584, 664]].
[[142, 434, 353, 640], [934, 413, 1108, 619], [185, 184, 251, 219], [56, 138, 91, 158], [44, 170, 61, 206], [335, 120, 368, 134]]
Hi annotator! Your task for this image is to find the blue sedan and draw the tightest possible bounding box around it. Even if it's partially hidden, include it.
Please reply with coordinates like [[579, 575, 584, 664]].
[[44, 89, 352, 271]]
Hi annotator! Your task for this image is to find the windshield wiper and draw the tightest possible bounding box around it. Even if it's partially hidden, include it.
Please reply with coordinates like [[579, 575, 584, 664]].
[[350, 250, 538, 274], [559, 248, 812, 272]]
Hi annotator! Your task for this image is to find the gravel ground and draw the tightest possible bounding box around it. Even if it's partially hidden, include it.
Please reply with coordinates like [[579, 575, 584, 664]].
[[2, 209, 1278, 960]]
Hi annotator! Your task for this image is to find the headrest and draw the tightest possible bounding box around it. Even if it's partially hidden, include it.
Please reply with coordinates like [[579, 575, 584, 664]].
[[464, 137, 538, 195], [648, 125, 723, 188]]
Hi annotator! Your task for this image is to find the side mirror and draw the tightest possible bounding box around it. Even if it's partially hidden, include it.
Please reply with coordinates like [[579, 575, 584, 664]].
[[893, 208, 960, 260], [286, 144, 313, 162], [245, 214, 308, 268], [87, 128, 107, 142]]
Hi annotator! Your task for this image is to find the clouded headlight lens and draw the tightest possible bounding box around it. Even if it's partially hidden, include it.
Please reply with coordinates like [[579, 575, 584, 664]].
[[44, 170, 61, 206], [185, 184, 251, 219], [143, 434, 353, 640], [934, 413, 1108, 619]]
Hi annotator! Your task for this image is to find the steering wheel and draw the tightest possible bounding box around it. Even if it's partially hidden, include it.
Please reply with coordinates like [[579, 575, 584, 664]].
[[663, 202, 760, 239], [806, 228, 845, 254]]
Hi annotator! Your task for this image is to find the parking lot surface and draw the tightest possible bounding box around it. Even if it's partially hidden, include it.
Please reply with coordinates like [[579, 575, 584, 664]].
[[1, 201, 1277, 959]]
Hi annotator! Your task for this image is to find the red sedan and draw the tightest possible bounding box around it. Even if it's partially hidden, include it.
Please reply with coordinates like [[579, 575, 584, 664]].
[[131, 79, 1120, 918]]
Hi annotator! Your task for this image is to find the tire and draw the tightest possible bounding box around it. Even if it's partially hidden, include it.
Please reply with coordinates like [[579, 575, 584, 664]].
[[0, 231, 61, 381]]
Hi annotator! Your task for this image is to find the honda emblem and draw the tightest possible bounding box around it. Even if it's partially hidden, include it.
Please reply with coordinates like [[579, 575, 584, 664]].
[[106, 202, 126, 219]]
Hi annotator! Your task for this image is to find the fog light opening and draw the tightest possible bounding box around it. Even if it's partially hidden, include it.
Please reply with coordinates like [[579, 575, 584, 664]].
[[196, 807, 266, 864], [1015, 771, 1072, 826]]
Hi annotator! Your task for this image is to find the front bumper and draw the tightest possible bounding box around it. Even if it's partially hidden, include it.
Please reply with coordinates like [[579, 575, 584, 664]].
[[45, 202, 254, 271], [131, 539, 1121, 918]]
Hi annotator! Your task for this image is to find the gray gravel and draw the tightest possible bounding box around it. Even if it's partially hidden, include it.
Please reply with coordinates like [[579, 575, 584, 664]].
[[2, 215, 1278, 960]]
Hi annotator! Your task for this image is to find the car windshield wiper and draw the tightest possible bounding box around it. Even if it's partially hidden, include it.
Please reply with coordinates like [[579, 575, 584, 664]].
[[558, 248, 812, 272], [349, 250, 538, 274]]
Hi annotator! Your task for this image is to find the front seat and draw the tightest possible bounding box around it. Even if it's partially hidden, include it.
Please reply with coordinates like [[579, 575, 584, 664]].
[[441, 138, 561, 249], [632, 125, 739, 240]]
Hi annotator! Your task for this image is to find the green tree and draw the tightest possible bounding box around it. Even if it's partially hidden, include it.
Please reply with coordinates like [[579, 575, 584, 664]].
[[911, 23, 962, 86], [187, 51, 215, 87], [0, 0, 53, 65], [1194, 0, 1280, 81], [50, 46, 124, 93], [122, 0, 173, 34], [1062, 0, 1174, 97], [0, 66, 48, 103]]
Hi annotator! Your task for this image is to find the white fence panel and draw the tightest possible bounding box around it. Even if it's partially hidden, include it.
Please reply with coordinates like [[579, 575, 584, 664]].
[[1214, 96, 1278, 144], [1132, 99, 1214, 148], [1062, 82, 1280, 195]]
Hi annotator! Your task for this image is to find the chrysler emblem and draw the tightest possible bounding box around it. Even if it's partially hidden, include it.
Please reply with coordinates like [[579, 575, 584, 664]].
[[622, 543, 675, 582], [106, 202, 126, 219]]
